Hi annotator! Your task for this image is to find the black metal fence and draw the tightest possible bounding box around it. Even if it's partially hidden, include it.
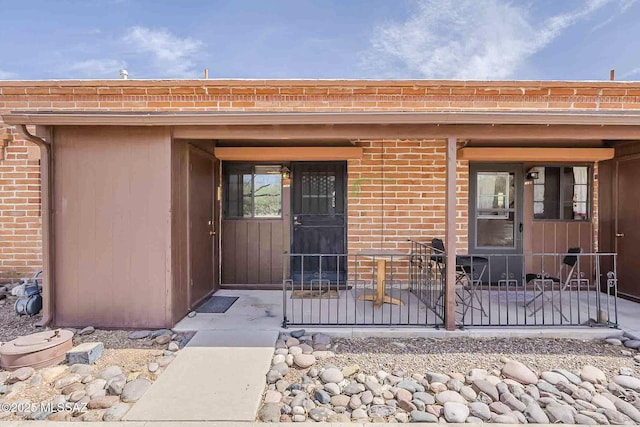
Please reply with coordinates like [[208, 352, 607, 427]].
[[282, 242, 618, 329], [452, 252, 618, 328], [281, 240, 446, 327]]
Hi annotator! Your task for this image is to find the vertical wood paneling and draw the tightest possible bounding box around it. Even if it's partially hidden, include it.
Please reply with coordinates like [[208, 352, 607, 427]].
[[171, 140, 189, 324], [221, 220, 284, 284], [54, 126, 171, 328]]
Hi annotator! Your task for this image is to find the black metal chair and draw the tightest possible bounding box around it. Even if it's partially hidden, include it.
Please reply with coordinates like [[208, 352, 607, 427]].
[[524, 247, 582, 321]]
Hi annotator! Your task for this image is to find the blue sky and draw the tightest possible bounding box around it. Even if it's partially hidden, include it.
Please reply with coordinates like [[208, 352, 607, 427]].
[[0, 0, 639, 81]]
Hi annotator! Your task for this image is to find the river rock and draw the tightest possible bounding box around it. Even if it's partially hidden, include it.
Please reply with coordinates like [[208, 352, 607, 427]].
[[121, 378, 151, 402], [78, 326, 95, 335], [342, 364, 360, 378], [579, 410, 610, 424], [624, 339, 640, 349], [472, 379, 499, 402], [592, 393, 617, 410], [613, 375, 640, 391], [525, 402, 550, 423], [443, 401, 469, 423], [574, 413, 599, 425], [103, 403, 130, 421], [259, 403, 281, 422], [368, 405, 396, 417], [314, 389, 330, 404], [53, 373, 81, 389], [500, 392, 526, 411], [426, 372, 450, 384], [541, 371, 568, 385], [413, 391, 435, 405], [553, 368, 582, 385], [97, 365, 123, 381], [331, 394, 350, 407], [581, 365, 607, 384], [8, 367, 35, 383], [604, 408, 634, 424], [88, 395, 120, 409], [435, 390, 466, 404], [411, 410, 438, 422], [128, 330, 151, 339], [469, 401, 491, 421], [320, 367, 343, 383], [352, 408, 368, 419], [502, 360, 538, 385], [546, 403, 575, 424]]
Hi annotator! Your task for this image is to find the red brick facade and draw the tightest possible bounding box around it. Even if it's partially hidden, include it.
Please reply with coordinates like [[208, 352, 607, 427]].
[[1, 79, 637, 278]]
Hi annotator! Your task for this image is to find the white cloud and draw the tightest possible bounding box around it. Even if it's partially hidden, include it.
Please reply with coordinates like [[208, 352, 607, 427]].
[[67, 59, 127, 79], [0, 70, 16, 79], [361, 0, 615, 79], [123, 26, 204, 78]]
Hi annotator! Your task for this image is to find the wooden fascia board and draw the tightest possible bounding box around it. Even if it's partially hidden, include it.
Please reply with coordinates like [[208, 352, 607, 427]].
[[458, 147, 615, 162], [213, 146, 363, 161], [5, 110, 640, 126], [173, 124, 640, 140]]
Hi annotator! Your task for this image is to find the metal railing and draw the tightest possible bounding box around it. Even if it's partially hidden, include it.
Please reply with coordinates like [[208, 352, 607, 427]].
[[450, 252, 618, 328], [281, 240, 445, 327]]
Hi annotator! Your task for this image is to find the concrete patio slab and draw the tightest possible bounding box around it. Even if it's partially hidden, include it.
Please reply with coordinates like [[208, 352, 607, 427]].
[[124, 330, 277, 421]]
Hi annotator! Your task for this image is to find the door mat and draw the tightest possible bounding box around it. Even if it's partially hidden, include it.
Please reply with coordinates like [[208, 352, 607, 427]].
[[291, 289, 339, 299], [195, 296, 239, 313]]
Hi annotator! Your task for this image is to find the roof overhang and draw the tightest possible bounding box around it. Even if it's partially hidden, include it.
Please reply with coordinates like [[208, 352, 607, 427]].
[[3, 110, 640, 126], [3, 110, 640, 141]]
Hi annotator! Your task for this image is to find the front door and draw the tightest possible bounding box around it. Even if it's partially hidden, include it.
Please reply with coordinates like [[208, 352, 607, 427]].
[[469, 163, 524, 284], [189, 148, 217, 306], [290, 162, 347, 284], [615, 156, 640, 300]]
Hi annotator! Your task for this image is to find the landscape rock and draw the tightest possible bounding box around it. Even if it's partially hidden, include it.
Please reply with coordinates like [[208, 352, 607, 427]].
[[410, 410, 438, 422], [120, 378, 151, 403], [87, 395, 120, 409], [293, 353, 316, 369], [128, 330, 151, 340], [612, 375, 640, 391], [321, 368, 343, 384], [443, 401, 469, 423], [102, 403, 130, 421], [97, 365, 123, 381], [502, 360, 538, 385], [8, 367, 35, 383], [581, 365, 607, 384], [259, 403, 281, 422], [78, 326, 95, 335]]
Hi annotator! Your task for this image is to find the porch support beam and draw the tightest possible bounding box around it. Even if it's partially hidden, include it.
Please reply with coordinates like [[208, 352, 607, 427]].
[[213, 146, 363, 161], [445, 137, 457, 331]]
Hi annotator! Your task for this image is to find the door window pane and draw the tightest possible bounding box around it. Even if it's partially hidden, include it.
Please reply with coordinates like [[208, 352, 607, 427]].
[[224, 164, 282, 219], [476, 171, 516, 248]]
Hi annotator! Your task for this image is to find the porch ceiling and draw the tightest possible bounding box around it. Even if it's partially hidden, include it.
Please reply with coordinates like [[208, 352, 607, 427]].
[[4, 110, 640, 141]]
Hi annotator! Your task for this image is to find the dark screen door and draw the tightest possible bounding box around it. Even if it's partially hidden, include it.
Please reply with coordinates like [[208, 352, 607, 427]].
[[291, 162, 347, 284], [469, 163, 524, 284], [615, 156, 640, 299]]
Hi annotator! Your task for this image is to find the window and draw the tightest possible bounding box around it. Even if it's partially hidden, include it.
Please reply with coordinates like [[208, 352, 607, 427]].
[[532, 166, 590, 221], [224, 164, 282, 219]]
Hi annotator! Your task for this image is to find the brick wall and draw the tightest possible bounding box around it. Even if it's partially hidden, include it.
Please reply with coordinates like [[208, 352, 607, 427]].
[[1, 79, 636, 278]]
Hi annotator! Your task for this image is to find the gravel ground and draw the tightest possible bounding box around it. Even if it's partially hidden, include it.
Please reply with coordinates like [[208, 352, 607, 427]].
[[318, 337, 635, 379], [0, 295, 42, 343]]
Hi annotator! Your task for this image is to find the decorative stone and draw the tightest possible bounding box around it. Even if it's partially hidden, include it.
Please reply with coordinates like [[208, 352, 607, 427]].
[[97, 365, 123, 381], [605, 338, 623, 346], [121, 378, 151, 403], [331, 394, 350, 407], [8, 367, 35, 383], [612, 375, 640, 391], [157, 355, 174, 367], [290, 329, 305, 338], [259, 403, 281, 422], [53, 373, 81, 389], [546, 403, 575, 424], [351, 408, 368, 419], [66, 342, 104, 365], [413, 391, 435, 405], [321, 368, 344, 384], [580, 365, 607, 384], [148, 362, 159, 373], [128, 330, 151, 339], [154, 334, 172, 345], [443, 401, 469, 423], [107, 375, 126, 395], [293, 353, 315, 368], [426, 372, 450, 383], [574, 413, 599, 425], [309, 407, 332, 422], [502, 360, 538, 385], [410, 410, 438, 422], [472, 379, 499, 402], [435, 390, 466, 404], [78, 326, 95, 335], [87, 395, 120, 409], [624, 339, 640, 349], [553, 368, 582, 385], [103, 403, 130, 421], [469, 401, 491, 421], [265, 390, 282, 404], [342, 364, 360, 378], [314, 389, 330, 404]]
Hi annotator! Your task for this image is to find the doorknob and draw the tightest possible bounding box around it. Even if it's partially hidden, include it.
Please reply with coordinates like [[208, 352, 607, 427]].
[[616, 232, 625, 237], [209, 230, 216, 236]]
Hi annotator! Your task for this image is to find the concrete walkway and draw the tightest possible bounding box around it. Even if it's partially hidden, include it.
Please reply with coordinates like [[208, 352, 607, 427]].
[[125, 330, 278, 421]]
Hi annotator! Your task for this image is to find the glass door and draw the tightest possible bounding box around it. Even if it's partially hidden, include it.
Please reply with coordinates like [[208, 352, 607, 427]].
[[469, 163, 524, 284]]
